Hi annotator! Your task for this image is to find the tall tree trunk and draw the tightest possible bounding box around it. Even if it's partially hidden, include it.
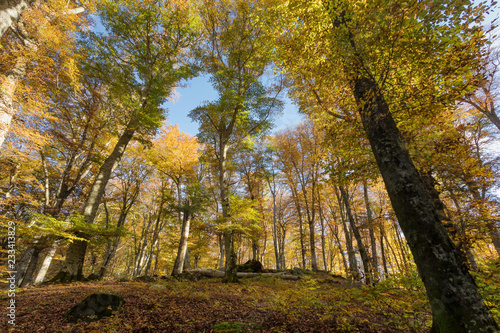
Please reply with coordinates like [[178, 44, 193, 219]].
[[14, 246, 34, 287], [33, 241, 58, 285], [279, 224, 286, 269], [307, 219, 318, 271], [98, 190, 138, 279], [318, 192, 328, 271], [290, 186, 307, 269], [251, 239, 258, 261], [218, 233, 225, 269], [0, 55, 26, 147], [391, 220, 409, 272], [143, 205, 164, 276], [219, 139, 238, 282], [341, 212, 358, 277], [347, 51, 498, 331], [53, 119, 137, 282], [0, 0, 28, 39], [19, 246, 41, 287], [335, 186, 359, 278], [172, 210, 191, 276], [193, 253, 200, 269], [384, 232, 402, 273], [380, 224, 389, 277], [224, 230, 237, 281], [98, 238, 120, 279], [340, 186, 372, 284], [363, 183, 379, 280], [184, 248, 191, 269], [295, 160, 318, 271], [269, 184, 280, 269], [331, 223, 348, 276]]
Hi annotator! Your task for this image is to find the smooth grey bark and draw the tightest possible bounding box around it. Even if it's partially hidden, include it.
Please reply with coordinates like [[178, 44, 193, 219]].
[[13, 246, 33, 287], [145, 205, 166, 276], [334, 186, 359, 277], [290, 138, 320, 271], [218, 136, 238, 283], [260, 228, 268, 265], [41, 152, 50, 208], [3, 162, 18, 201], [218, 233, 224, 269], [251, 239, 258, 261], [317, 192, 328, 271], [172, 210, 191, 276], [184, 248, 191, 269], [363, 183, 379, 280], [339, 186, 372, 284], [33, 242, 58, 285], [379, 227, 389, 277], [0, 55, 27, 148], [193, 253, 200, 269], [347, 50, 498, 332], [330, 222, 348, 276], [264, 166, 281, 269], [271, 187, 280, 269], [99, 238, 120, 279], [53, 120, 136, 282], [0, 0, 28, 39], [289, 185, 307, 269], [0, 3, 84, 148], [133, 200, 164, 278], [276, 197, 287, 269], [307, 217, 318, 271], [133, 214, 153, 278], [19, 246, 41, 287]]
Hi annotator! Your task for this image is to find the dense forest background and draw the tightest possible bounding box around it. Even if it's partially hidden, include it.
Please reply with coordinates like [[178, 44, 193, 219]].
[[1, 0, 500, 331]]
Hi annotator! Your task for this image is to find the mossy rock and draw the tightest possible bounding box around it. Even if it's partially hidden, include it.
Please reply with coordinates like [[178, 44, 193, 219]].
[[291, 267, 305, 276], [86, 273, 101, 281], [148, 283, 172, 290], [148, 283, 167, 290], [237, 259, 263, 273], [66, 293, 124, 323], [212, 322, 261, 333], [133, 275, 156, 283]]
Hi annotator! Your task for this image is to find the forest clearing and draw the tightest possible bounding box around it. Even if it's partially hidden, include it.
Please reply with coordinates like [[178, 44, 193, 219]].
[[1, 0, 500, 332], [0, 272, 448, 332], [1, 263, 500, 332]]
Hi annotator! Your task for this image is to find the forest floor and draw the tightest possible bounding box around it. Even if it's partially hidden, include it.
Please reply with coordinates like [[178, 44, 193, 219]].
[[0, 271, 443, 333]]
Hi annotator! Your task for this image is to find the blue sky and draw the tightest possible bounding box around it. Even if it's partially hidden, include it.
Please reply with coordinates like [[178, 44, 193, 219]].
[[163, 75, 304, 137], [163, 3, 498, 138]]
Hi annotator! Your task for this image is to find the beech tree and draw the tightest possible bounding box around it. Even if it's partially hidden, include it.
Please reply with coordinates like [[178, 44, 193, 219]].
[[53, 0, 198, 282], [0, 0, 29, 38], [274, 120, 324, 271], [0, 0, 90, 148], [189, 0, 282, 282], [145, 125, 201, 276], [271, 0, 498, 331], [462, 40, 500, 131]]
